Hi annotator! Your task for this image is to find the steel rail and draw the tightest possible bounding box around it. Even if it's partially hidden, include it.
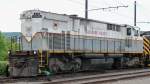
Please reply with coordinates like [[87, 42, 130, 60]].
[[47, 69, 150, 84]]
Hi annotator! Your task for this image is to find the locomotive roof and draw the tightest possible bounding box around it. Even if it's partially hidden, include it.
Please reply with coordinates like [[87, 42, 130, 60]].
[[22, 10, 128, 27], [70, 16, 124, 26]]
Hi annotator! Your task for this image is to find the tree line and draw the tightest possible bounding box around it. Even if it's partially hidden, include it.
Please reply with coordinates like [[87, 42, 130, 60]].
[[0, 32, 19, 61]]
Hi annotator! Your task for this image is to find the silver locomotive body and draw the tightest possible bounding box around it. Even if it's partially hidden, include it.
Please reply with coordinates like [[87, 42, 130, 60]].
[[21, 10, 143, 54]]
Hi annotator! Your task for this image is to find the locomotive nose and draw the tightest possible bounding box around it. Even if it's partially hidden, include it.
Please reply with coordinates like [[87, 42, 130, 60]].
[[21, 11, 43, 42]]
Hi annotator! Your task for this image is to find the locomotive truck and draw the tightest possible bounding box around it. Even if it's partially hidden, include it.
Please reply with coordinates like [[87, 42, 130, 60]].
[[8, 10, 150, 77]]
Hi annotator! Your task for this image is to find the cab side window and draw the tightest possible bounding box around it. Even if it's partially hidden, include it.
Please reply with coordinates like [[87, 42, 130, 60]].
[[127, 28, 131, 36]]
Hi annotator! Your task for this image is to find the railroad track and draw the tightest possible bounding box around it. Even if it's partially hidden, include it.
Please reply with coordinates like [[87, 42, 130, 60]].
[[1, 69, 150, 84], [47, 69, 150, 84]]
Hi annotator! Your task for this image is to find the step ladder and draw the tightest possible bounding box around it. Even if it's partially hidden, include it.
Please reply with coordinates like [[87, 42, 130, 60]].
[[38, 50, 48, 72]]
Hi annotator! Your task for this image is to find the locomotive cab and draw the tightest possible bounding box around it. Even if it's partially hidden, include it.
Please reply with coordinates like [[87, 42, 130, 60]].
[[126, 25, 140, 37], [125, 25, 143, 53]]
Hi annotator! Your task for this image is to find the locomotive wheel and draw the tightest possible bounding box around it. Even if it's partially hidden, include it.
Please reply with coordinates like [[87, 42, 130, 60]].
[[48, 58, 61, 73], [112, 58, 122, 69], [51, 64, 60, 73], [72, 58, 82, 72]]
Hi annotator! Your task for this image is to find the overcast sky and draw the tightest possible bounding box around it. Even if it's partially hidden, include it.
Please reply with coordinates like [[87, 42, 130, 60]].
[[0, 0, 150, 32]]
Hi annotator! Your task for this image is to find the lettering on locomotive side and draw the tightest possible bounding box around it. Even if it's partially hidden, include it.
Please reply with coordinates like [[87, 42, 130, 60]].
[[87, 30, 107, 36]]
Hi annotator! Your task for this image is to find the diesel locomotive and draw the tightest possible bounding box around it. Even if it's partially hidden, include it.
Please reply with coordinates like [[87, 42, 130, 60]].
[[8, 10, 150, 77]]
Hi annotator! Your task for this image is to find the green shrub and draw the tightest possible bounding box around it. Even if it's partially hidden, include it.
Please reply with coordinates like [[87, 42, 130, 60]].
[[0, 61, 8, 75]]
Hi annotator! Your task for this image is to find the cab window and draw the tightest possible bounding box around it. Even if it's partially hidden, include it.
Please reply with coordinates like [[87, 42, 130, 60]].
[[127, 28, 131, 36]]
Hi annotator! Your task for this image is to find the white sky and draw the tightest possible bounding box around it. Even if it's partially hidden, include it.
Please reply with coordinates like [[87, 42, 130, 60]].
[[0, 0, 150, 32]]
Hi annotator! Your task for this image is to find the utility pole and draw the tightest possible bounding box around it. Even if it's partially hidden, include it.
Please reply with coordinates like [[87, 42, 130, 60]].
[[85, 0, 88, 19], [134, 1, 137, 26]]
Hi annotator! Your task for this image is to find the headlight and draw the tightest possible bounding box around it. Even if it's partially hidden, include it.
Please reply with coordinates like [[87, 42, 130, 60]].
[[34, 51, 37, 54], [8, 51, 10, 54]]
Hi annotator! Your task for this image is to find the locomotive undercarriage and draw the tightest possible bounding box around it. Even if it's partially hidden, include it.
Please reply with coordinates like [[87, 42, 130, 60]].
[[9, 50, 144, 77], [48, 53, 82, 73]]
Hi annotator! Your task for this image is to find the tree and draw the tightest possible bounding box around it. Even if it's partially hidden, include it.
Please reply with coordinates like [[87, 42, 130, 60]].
[[0, 32, 8, 61]]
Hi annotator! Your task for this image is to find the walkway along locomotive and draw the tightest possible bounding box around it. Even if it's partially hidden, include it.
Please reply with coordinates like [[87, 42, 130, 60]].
[[8, 10, 150, 77]]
